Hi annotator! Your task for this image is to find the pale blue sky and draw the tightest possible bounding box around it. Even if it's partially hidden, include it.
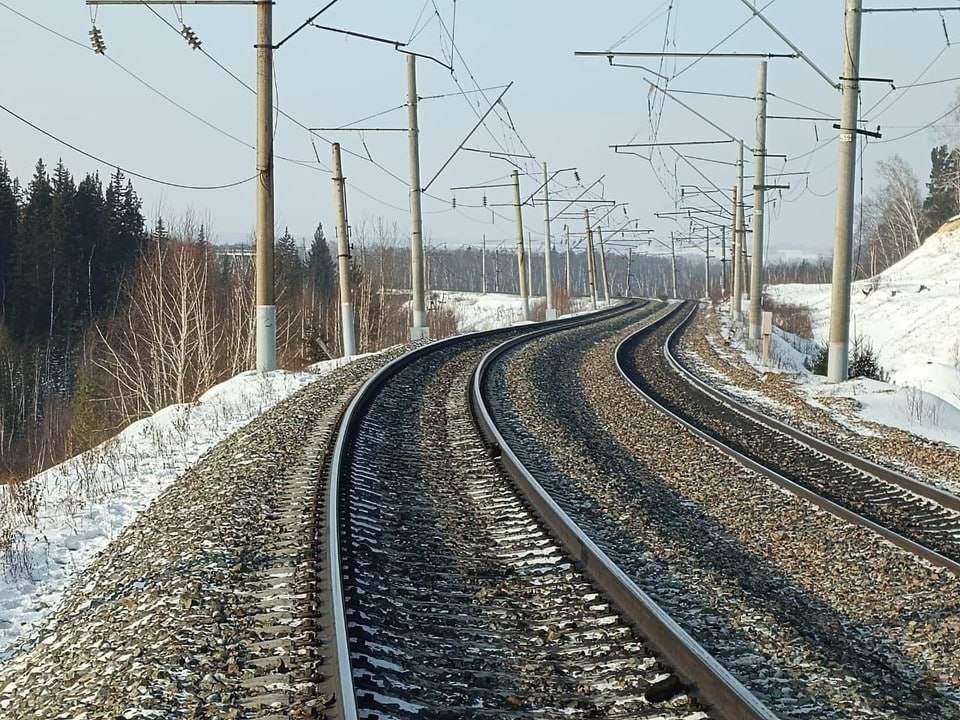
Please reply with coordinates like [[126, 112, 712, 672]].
[[1, 1, 957, 261]]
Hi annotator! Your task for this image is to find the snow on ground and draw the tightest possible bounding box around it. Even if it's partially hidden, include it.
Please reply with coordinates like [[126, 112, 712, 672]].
[[440, 291, 537, 331], [0, 291, 573, 656], [808, 376, 960, 448], [0, 362, 354, 656], [742, 225, 960, 449], [434, 290, 595, 332]]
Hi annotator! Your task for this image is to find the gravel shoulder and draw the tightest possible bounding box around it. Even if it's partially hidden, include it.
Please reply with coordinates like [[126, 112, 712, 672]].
[[0, 351, 401, 719]]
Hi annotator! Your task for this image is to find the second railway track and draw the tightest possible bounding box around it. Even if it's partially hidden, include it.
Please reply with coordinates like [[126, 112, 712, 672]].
[[618, 301, 960, 572]]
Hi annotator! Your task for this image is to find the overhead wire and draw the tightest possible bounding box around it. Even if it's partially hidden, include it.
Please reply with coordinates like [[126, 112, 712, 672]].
[[0, 100, 256, 190], [609, 1, 673, 51], [864, 43, 950, 120], [430, 0, 538, 169], [135, 1, 442, 210], [670, 0, 779, 82], [408, 0, 433, 44]]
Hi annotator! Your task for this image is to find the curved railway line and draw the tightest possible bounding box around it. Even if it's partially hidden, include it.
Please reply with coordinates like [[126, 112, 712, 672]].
[[323, 305, 775, 720], [481, 302, 960, 720], [617, 301, 960, 574], [0, 298, 957, 718]]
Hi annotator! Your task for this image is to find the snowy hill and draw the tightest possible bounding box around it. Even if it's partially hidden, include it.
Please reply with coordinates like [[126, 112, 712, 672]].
[[767, 225, 960, 411]]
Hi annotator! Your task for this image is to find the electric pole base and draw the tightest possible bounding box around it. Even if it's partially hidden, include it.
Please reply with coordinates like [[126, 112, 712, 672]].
[[545, 308, 558, 321], [410, 326, 430, 342]]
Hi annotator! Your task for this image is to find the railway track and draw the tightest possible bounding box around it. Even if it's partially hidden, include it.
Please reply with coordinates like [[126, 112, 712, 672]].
[[323, 306, 775, 720], [481, 304, 960, 720], [617, 301, 960, 574]]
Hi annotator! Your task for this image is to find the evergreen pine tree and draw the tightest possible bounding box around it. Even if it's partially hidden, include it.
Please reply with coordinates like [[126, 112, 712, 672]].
[[50, 160, 79, 336], [97, 170, 146, 317], [0, 157, 18, 316], [922, 145, 960, 235], [153, 216, 168, 242], [8, 159, 54, 337], [75, 173, 105, 319], [307, 222, 335, 298], [276, 227, 304, 299]]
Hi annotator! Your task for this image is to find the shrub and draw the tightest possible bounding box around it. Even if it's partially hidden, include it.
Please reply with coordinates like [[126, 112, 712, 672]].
[[849, 335, 887, 381], [809, 336, 886, 381], [763, 296, 814, 339], [810, 342, 829, 375]]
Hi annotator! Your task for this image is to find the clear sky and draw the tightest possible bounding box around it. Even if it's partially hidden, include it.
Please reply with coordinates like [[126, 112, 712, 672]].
[[1, 1, 957, 263]]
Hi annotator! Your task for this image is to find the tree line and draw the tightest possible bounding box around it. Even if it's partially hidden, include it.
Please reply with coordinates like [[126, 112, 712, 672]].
[[855, 141, 960, 277], [0, 156, 146, 480], [5, 127, 958, 483]]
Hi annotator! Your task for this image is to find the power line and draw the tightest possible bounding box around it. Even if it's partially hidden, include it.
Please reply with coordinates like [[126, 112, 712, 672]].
[[875, 93, 960, 143], [0, 2, 329, 173], [670, 0, 778, 81], [0, 100, 256, 190], [273, 0, 347, 50], [864, 43, 951, 119]]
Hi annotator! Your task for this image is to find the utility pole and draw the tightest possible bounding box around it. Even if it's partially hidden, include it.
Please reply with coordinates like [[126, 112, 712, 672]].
[[87, 0, 275, 370], [720, 225, 727, 298], [737, 139, 750, 311], [584, 210, 598, 310], [512, 170, 531, 321], [495, 248, 501, 293], [526, 238, 534, 300], [748, 60, 768, 341], [407, 55, 429, 340], [331, 144, 356, 357], [253, 0, 276, 371], [481, 234, 487, 294], [732, 180, 743, 321], [565, 225, 572, 297], [543, 163, 557, 319], [827, 0, 863, 382], [626, 247, 633, 297], [739, 156, 749, 306], [670, 231, 679, 299], [597, 226, 611, 304], [704, 230, 711, 300]]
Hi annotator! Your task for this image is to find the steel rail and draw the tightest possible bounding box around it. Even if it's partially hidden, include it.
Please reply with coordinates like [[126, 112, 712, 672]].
[[324, 301, 633, 720], [472, 300, 778, 720], [615, 301, 960, 576], [670, 316, 960, 513]]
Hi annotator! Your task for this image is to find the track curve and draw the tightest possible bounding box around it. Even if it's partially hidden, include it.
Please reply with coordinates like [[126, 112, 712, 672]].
[[326, 306, 732, 719], [616, 301, 960, 574]]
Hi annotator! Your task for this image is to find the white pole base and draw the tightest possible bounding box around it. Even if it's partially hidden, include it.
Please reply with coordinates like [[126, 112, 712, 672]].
[[256, 305, 277, 372], [545, 308, 558, 321], [827, 341, 849, 383], [340, 303, 357, 357], [410, 326, 430, 341]]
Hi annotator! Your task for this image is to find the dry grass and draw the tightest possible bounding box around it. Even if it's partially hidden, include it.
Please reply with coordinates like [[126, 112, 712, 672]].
[[764, 296, 814, 339], [936, 216, 960, 235]]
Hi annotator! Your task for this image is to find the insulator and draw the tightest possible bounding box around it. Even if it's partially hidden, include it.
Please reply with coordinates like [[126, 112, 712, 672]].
[[89, 26, 107, 55], [452, 196, 457, 209], [482, 194, 487, 207], [181, 25, 202, 50], [573, 171, 580, 183]]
